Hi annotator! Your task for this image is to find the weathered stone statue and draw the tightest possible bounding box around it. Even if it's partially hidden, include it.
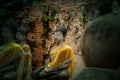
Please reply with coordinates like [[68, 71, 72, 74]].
[[74, 14, 120, 80], [15, 22, 32, 80], [0, 20, 25, 80], [32, 26, 75, 80]]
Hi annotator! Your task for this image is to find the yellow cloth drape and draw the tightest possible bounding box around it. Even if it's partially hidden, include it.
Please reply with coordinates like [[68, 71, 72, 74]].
[[20, 43, 32, 80], [0, 42, 25, 80], [45, 44, 75, 80], [20, 43, 32, 63]]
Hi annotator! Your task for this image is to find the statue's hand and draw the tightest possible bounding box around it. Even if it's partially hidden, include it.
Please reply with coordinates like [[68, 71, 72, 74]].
[[39, 69, 48, 77]]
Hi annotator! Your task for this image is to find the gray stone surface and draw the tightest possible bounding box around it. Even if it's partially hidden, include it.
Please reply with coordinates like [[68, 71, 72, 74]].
[[73, 67, 120, 80]]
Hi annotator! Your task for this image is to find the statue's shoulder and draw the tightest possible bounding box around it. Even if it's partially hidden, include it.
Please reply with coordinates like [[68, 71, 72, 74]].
[[9, 43, 22, 48], [7, 43, 23, 52]]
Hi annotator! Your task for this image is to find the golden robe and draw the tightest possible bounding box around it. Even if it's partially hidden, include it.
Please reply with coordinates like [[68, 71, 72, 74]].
[[45, 44, 75, 80], [20, 43, 32, 80], [0, 42, 25, 80]]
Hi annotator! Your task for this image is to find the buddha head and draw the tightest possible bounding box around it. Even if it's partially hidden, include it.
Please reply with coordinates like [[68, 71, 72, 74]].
[[80, 14, 120, 69]]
